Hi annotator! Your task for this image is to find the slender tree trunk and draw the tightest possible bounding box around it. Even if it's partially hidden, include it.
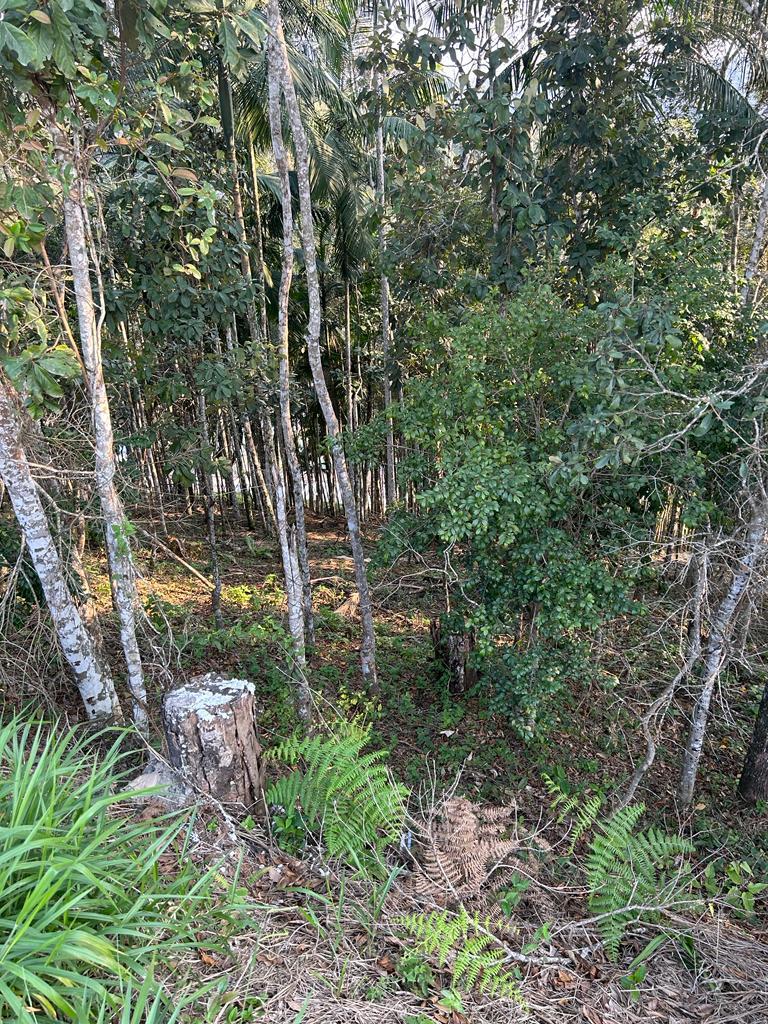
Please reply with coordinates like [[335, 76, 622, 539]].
[[738, 678, 768, 805], [742, 174, 768, 305], [344, 278, 355, 430], [678, 503, 768, 807], [197, 393, 223, 628], [268, 0, 378, 690], [224, 321, 277, 536], [248, 140, 271, 344], [216, 408, 238, 513], [245, 414, 277, 533], [618, 550, 707, 808], [264, 417, 311, 724], [266, 47, 314, 646], [218, 56, 260, 346], [374, 58, 396, 508], [219, 58, 288, 552], [44, 113, 147, 730], [227, 405, 255, 529], [0, 378, 121, 720]]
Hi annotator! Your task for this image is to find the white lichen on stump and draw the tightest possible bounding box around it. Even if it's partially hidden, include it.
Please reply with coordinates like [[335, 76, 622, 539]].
[[163, 673, 264, 809]]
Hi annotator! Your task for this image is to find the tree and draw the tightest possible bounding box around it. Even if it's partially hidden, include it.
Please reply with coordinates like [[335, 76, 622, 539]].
[[266, 0, 379, 690], [0, 0, 148, 728], [0, 374, 121, 720]]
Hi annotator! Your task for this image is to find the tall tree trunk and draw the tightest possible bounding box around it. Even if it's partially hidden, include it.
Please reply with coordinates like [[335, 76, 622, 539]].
[[738, 678, 768, 805], [44, 113, 147, 730], [374, 46, 396, 508], [266, 47, 314, 646], [618, 550, 707, 808], [0, 377, 121, 720], [245, 413, 277, 533], [197, 393, 223, 628], [227, 405, 255, 529], [678, 503, 768, 807], [218, 56, 260, 346], [224, 321, 277, 536], [219, 57, 288, 551], [742, 174, 768, 305], [268, 0, 378, 690], [344, 278, 355, 430], [248, 140, 271, 344]]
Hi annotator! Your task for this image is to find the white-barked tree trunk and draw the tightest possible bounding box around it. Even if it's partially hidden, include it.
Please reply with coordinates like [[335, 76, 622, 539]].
[[0, 376, 121, 720]]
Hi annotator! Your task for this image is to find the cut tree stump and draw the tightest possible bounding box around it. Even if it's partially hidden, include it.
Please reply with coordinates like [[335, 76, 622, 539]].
[[162, 673, 264, 810]]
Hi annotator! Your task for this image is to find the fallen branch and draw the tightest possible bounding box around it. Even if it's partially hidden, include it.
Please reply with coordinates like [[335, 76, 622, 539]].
[[137, 527, 215, 591]]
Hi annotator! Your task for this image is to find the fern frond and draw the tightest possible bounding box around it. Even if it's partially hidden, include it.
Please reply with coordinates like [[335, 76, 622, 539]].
[[398, 906, 522, 1002], [543, 772, 603, 851], [584, 803, 694, 961], [265, 723, 407, 869]]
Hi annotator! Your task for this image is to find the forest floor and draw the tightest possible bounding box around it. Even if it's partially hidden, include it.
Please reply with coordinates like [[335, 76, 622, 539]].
[[6, 512, 768, 1023]]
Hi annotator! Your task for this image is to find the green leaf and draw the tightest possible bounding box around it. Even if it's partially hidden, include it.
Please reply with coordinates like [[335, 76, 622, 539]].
[[232, 12, 264, 47], [0, 22, 39, 67], [528, 203, 545, 225], [219, 17, 239, 70], [152, 132, 185, 152], [39, 346, 80, 379]]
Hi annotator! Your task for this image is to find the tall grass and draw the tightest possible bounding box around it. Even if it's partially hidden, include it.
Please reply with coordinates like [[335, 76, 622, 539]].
[[0, 718, 222, 1022]]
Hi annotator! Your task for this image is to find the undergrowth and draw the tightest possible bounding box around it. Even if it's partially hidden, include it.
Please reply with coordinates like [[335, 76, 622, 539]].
[[0, 718, 232, 1022]]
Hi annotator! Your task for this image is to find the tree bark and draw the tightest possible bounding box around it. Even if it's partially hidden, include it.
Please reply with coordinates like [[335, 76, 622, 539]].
[[268, 0, 378, 690], [738, 678, 768, 805], [218, 56, 260, 347], [163, 673, 264, 808], [375, 62, 396, 508], [266, 43, 315, 646], [263, 416, 311, 724], [618, 550, 707, 808], [344, 278, 355, 430], [197, 392, 223, 628], [44, 113, 147, 730], [247, 139, 271, 344], [0, 377, 121, 720], [741, 174, 768, 305], [678, 503, 768, 807]]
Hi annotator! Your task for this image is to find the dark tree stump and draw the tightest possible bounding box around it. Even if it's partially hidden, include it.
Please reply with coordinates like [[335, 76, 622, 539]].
[[163, 673, 264, 809], [430, 618, 477, 696]]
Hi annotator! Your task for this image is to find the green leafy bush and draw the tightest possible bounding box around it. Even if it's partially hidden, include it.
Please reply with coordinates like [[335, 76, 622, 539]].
[[0, 718, 222, 1022], [386, 287, 635, 734], [266, 723, 408, 871]]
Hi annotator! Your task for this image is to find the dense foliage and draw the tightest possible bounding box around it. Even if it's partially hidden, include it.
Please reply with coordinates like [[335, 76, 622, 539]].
[[0, 0, 767, 1015]]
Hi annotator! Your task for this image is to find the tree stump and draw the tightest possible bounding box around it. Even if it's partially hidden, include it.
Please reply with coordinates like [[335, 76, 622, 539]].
[[162, 673, 264, 810], [430, 618, 477, 696]]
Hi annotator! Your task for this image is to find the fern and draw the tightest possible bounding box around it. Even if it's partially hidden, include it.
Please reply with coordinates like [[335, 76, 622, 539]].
[[544, 776, 695, 961], [266, 723, 408, 869], [399, 905, 522, 1001], [585, 803, 695, 961], [543, 772, 602, 851]]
